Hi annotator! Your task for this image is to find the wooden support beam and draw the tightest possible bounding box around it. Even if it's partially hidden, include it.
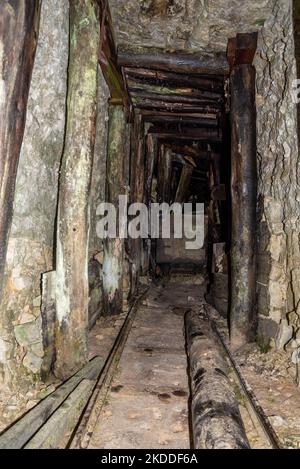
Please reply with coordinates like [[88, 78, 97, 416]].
[[175, 164, 194, 203], [211, 184, 226, 201], [149, 126, 222, 142], [134, 98, 221, 115], [127, 79, 223, 101], [118, 49, 229, 75], [140, 109, 218, 120], [0, 1, 40, 293], [157, 144, 172, 203], [131, 90, 221, 106], [102, 104, 127, 315], [144, 134, 157, 205], [229, 35, 257, 349], [54, 1, 99, 379], [124, 67, 224, 92], [98, 1, 129, 108], [142, 114, 218, 127], [165, 144, 220, 161], [129, 111, 145, 294], [162, 147, 173, 203]]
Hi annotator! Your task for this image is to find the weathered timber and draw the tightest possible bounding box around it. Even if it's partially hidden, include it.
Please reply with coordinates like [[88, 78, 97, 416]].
[[24, 379, 95, 449], [127, 80, 222, 101], [134, 97, 221, 114], [230, 63, 257, 349], [124, 67, 225, 92], [144, 134, 156, 205], [149, 126, 222, 142], [166, 144, 220, 161], [54, 0, 99, 379], [0, 1, 40, 293], [118, 49, 229, 75], [129, 112, 145, 294], [227, 32, 258, 70], [175, 164, 194, 203], [162, 147, 173, 203], [0, 357, 104, 449], [123, 67, 224, 92], [185, 309, 250, 449], [103, 104, 127, 315], [98, 0, 127, 103], [140, 109, 218, 121], [211, 184, 226, 201], [142, 114, 218, 127], [41, 271, 56, 380], [131, 90, 221, 106], [157, 145, 172, 203]]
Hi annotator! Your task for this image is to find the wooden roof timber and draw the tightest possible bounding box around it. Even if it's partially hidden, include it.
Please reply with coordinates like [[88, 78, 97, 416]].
[[127, 79, 223, 101], [163, 143, 221, 161], [149, 126, 222, 142], [131, 91, 222, 107], [140, 109, 218, 120], [124, 67, 224, 92], [97, 0, 130, 112], [135, 99, 221, 115], [142, 114, 219, 127], [118, 49, 229, 75]]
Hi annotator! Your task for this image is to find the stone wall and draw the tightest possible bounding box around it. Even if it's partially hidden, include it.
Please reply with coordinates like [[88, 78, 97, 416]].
[[254, 0, 300, 345], [0, 0, 69, 388]]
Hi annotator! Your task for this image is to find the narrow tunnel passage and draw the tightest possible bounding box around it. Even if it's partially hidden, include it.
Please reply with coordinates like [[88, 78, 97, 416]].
[[0, 0, 300, 454]]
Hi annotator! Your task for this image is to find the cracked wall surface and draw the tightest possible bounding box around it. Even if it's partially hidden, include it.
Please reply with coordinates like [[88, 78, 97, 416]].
[[254, 0, 300, 344], [0, 0, 69, 388]]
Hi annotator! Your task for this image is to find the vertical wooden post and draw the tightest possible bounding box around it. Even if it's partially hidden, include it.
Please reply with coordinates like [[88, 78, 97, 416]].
[[228, 33, 258, 348], [54, 0, 99, 379], [0, 1, 40, 293], [142, 133, 157, 274], [144, 134, 156, 206], [102, 103, 127, 315], [175, 164, 193, 203], [129, 111, 145, 293]]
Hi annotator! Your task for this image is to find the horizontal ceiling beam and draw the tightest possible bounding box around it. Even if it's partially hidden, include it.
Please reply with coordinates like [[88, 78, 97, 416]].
[[149, 126, 222, 142], [124, 67, 224, 92], [135, 99, 220, 115], [118, 49, 229, 75], [140, 109, 218, 120], [127, 79, 223, 101], [143, 114, 219, 127], [131, 91, 222, 106]]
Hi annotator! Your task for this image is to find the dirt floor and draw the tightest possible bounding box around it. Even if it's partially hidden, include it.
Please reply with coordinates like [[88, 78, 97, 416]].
[[88, 275, 205, 449], [1, 274, 300, 449], [209, 306, 300, 449], [0, 312, 128, 434]]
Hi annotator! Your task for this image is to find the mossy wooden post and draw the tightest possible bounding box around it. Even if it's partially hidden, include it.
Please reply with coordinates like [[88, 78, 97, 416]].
[[102, 104, 127, 315], [55, 0, 99, 379], [0, 1, 40, 294], [228, 33, 258, 349], [129, 111, 145, 294]]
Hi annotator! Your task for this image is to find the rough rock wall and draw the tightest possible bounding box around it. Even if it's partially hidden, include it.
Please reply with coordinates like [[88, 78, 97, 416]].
[[0, 0, 69, 388], [109, 0, 271, 52], [254, 0, 300, 344]]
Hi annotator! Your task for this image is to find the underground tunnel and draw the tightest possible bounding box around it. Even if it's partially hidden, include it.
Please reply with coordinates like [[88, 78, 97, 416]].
[[0, 0, 300, 452]]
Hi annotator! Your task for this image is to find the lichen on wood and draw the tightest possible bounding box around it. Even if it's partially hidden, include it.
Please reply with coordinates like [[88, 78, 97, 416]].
[[55, 0, 100, 379]]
